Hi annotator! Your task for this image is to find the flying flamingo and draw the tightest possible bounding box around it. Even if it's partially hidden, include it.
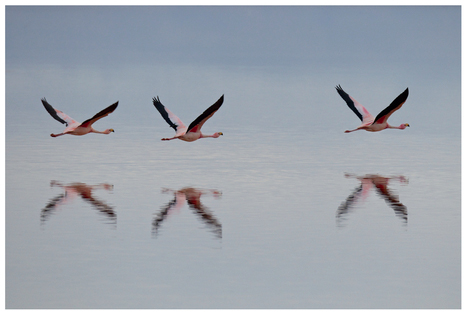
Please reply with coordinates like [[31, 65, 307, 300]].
[[336, 85, 409, 133], [152, 94, 224, 142], [41, 98, 118, 137]]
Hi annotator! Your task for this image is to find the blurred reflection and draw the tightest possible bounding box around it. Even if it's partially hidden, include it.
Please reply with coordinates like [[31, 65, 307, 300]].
[[41, 180, 116, 225], [153, 187, 222, 238], [337, 173, 408, 227]]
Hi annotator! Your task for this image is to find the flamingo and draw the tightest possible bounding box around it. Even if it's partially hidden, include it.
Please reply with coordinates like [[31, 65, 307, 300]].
[[41, 98, 118, 137], [336, 85, 409, 133], [152, 94, 224, 142]]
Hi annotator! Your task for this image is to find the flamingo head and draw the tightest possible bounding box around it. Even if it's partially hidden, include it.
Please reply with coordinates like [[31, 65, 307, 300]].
[[400, 123, 410, 129], [212, 132, 223, 138], [104, 128, 115, 134]]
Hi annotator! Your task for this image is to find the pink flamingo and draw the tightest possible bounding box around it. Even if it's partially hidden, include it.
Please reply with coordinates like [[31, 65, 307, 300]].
[[41, 98, 118, 137], [336, 85, 409, 133], [152, 95, 224, 142]]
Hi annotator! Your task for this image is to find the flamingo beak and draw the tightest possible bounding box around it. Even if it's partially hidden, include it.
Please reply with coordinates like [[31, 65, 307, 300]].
[[405, 124, 410, 127], [219, 132, 223, 135], [110, 129, 115, 132]]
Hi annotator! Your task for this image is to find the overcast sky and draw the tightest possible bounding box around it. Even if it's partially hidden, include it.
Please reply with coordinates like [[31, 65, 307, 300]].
[[6, 6, 460, 70], [5, 5, 461, 135]]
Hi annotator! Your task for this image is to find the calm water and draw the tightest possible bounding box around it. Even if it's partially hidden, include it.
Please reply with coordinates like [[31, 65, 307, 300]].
[[5, 124, 460, 309]]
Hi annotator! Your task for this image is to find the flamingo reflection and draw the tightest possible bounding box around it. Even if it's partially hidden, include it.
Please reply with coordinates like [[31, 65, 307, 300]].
[[153, 187, 222, 238], [41, 180, 116, 225], [337, 173, 408, 226]]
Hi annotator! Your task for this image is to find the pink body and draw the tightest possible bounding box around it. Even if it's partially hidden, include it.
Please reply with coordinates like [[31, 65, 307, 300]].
[[345, 122, 409, 133], [163, 131, 223, 142]]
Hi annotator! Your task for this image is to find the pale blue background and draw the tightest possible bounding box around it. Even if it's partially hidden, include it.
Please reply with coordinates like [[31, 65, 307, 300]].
[[6, 6, 460, 135], [5, 6, 461, 309]]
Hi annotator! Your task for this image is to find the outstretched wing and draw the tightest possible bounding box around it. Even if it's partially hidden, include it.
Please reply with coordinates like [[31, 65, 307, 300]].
[[152, 96, 187, 136], [335, 85, 374, 125], [41, 98, 78, 126], [373, 88, 409, 125], [187, 94, 224, 133], [80, 102, 119, 128]]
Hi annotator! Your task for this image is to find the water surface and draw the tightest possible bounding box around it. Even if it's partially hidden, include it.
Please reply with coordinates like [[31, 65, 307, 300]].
[[5, 126, 460, 309]]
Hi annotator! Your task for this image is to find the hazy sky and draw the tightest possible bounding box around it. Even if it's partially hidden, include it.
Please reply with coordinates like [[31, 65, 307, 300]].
[[6, 6, 460, 69], [5, 5, 461, 135]]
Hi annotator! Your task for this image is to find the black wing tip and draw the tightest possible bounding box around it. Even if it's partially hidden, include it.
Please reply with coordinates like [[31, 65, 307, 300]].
[[109, 101, 119, 110], [215, 94, 225, 106], [335, 85, 346, 95], [107, 101, 118, 110], [396, 87, 409, 101], [152, 96, 162, 105], [335, 85, 350, 99], [41, 97, 53, 109]]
